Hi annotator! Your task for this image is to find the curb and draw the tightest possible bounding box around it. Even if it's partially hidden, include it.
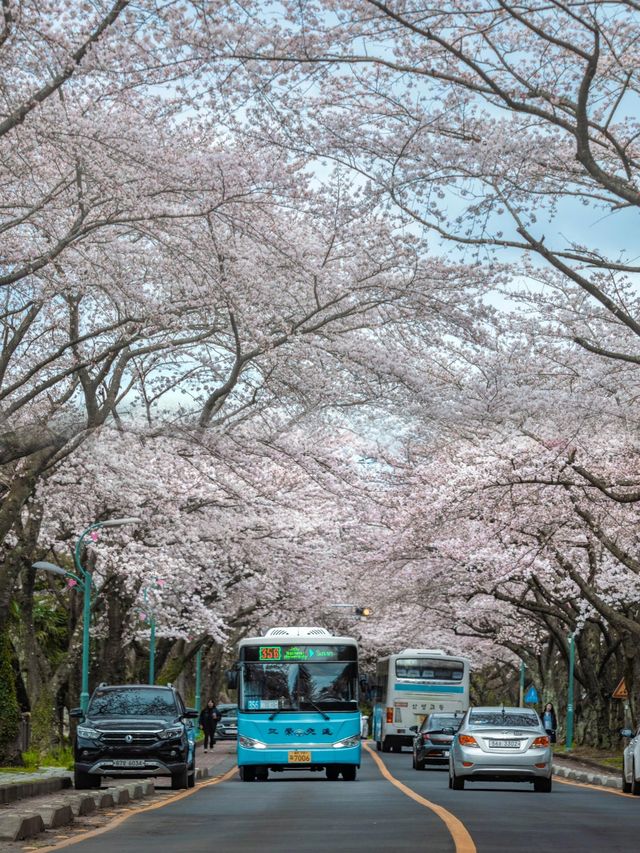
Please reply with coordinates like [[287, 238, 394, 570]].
[[0, 813, 46, 842], [0, 763, 224, 844], [0, 774, 72, 805], [552, 762, 622, 789], [0, 779, 158, 842]]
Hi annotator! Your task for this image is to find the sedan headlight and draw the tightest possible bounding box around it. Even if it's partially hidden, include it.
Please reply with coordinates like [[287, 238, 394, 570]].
[[333, 735, 361, 749], [239, 735, 267, 750], [159, 727, 183, 740], [77, 726, 101, 739]]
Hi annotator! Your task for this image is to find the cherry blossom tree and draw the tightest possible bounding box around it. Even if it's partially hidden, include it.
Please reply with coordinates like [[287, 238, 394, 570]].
[[209, 0, 640, 366]]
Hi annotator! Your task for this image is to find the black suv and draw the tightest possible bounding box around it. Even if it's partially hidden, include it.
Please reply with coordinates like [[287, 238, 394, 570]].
[[72, 684, 199, 790]]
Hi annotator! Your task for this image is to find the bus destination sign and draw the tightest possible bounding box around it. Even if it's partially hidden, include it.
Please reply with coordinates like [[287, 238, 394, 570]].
[[257, 645, 342, 662]]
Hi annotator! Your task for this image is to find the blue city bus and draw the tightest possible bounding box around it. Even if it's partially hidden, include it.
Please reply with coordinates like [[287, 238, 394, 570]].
[[373, 649, 470, 752], [230, 627, 361, 781]]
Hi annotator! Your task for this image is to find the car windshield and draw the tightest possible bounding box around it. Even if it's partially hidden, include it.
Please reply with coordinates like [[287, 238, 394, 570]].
[[396, 659, 463, 681], [241, 662, 358, 712], [469, 712, 540, 728], [89, 688, 178, 717], [423, 716, 461, 731]]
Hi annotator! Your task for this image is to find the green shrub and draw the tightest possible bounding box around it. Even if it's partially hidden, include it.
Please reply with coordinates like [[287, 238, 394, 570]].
[[0, 630, 21, 765], [20, 745, 74, 771]]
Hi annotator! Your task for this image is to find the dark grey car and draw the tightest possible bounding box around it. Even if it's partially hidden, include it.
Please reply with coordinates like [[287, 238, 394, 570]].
[[217, 704, 238, 740], [412, 712, 463, 770]]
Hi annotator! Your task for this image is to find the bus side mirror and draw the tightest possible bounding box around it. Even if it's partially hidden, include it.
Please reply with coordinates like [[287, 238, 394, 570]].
[[620, 728, 634, 738], [225, 669, 238, 690]]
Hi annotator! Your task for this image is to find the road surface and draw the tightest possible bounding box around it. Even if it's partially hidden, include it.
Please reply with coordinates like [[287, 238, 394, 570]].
[[43, 744, 640, 853]]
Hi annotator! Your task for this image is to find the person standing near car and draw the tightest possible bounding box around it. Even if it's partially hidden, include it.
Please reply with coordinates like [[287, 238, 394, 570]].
[[542, 702, 557, 743], [199, 699, 221, 752]]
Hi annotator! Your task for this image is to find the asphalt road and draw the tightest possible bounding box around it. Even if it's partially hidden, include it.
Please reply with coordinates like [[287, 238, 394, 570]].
[[45, 746, 640, 853]]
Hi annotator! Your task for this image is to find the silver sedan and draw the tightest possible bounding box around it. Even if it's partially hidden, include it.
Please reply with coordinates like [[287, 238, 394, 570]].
[[620, 726, 640, 794], [449, 706, 553, 792]]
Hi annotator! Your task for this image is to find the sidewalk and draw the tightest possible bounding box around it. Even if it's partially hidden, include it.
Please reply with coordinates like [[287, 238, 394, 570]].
[[0, 742, 236, 849]]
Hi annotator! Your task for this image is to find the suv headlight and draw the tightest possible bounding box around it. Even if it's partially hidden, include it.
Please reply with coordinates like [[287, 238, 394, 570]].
[[159, 727, 183, 740], [333, 735, 361, 749], [77, 726, 101, 740], [239, 735, 267, 750]]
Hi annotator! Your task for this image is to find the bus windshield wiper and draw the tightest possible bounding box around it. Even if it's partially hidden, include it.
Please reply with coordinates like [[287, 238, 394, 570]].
[[269, 707, 286, 721], [303, 700, 330, 721]]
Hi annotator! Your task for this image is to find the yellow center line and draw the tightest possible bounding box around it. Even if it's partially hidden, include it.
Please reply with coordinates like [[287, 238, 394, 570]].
[[45, 765, 238, 851], [363, 742, 476, 853]]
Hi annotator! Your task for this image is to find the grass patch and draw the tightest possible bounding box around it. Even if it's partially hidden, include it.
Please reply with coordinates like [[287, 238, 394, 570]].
[[18, 746, 74, 772], [553, 743, 623, 770]]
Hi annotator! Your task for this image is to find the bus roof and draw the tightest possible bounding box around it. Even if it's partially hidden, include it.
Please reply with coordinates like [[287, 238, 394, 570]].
[[378, 649, 470, 662], [238, 626, 358, 648]]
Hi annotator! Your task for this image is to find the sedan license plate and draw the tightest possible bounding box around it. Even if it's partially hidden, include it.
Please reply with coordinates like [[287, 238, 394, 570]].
[[489, 740, 520, 749], [112, 759, 146, 768], [288, 751, 311, 763]]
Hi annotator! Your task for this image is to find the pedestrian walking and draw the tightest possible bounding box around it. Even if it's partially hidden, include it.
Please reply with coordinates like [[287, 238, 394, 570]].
[[542, 702, 557, 743], [199, 699, 221, 752]]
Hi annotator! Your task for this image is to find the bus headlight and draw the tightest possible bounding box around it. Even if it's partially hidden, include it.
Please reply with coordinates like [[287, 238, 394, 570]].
[[239, 735, 267, 750], [332, 735, 360, 749]]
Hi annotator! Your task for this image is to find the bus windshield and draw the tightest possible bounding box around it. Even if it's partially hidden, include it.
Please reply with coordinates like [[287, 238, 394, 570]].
[[242, 662, 358, 712], [395, 658, 464, 681]]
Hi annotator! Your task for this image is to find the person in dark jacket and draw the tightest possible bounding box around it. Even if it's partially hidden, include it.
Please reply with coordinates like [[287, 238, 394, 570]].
[[199, 699, 221, 752], [542, 702, 557, 743]]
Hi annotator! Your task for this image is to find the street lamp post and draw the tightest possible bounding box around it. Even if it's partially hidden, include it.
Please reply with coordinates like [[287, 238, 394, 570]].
[[519, 660, 526, 707], [149, 611, 156, 685], [566, 633, 576, 751], [195, 647, 202, 713], [33, 516, 140, 713], [140, 584, 162, 686]]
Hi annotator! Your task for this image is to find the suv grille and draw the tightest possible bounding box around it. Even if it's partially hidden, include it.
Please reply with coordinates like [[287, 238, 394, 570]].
[[100, 731, 160, 746]]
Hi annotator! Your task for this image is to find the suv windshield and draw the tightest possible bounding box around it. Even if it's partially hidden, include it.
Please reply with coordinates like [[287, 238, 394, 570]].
[[242, 662, 358, 712], [89, 688, 178, 717], [469, 712, 539, 728]]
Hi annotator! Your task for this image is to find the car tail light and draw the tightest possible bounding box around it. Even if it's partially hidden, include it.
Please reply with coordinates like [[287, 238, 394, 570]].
[[458, 734, 478, 747], [386, 707, 394, 724], [532, 736, 550, 747]]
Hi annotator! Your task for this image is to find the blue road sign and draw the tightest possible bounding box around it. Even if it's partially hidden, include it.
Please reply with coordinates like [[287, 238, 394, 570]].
[[524, 684, 539, 704]]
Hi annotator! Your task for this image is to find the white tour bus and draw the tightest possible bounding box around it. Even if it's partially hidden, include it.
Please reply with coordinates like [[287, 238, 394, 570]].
[[372, 649, 470, 752]]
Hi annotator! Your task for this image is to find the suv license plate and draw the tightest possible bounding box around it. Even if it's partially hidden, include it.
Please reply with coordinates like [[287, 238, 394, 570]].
[[288, 751, 311, 763], [112, 759, 146, 768], [489, 740, 520, 749]]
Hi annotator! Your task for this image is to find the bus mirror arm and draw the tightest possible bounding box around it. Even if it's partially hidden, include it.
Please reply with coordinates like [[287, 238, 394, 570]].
[[225, 668, 238, 690]]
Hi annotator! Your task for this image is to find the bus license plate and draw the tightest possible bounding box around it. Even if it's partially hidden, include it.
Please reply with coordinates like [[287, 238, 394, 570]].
[[288, 751, 311, 763]]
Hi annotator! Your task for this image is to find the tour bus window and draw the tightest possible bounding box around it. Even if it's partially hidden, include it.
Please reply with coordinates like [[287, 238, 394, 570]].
[[395, 659, 464, 681]]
